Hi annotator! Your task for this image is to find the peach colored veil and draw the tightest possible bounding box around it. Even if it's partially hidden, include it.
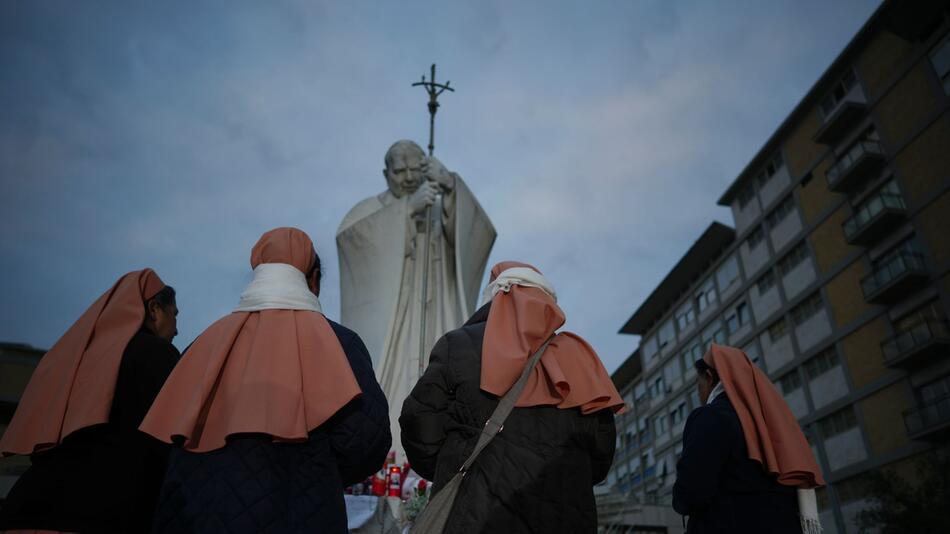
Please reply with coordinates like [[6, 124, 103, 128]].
[[703, 344, 824, 533], [481, 261, 624, 414], [139, 228, 361, 452], [1, 269, 166, 456]]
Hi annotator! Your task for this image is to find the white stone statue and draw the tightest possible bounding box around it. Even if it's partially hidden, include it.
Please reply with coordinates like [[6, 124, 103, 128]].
[[336, 140, 495, 458]]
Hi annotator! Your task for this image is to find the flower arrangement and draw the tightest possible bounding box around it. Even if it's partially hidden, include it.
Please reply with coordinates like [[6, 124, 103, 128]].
[[403, 480, 430, 522]]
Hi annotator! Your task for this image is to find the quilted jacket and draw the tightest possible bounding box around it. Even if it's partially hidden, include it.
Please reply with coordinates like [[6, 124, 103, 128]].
[[151, 319, 391, 534], [399, 303, 617, 534]]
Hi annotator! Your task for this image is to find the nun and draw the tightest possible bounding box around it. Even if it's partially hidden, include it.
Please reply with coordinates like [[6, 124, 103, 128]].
[[400, 261, 625, 533], [0, 269, 181, 533], [673, 344, 825, 533], [140, 227, 391, 534]]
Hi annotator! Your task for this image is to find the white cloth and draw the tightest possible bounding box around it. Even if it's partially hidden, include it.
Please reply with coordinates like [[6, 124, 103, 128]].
[[344, 495, 380, 530], [233, 263, 322, 313], [480, 267, 557, 306], [798, 488, 822, 533], [705, 381, 726, 405]]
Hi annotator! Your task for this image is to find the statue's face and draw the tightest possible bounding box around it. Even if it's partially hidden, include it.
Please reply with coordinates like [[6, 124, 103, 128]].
[[384, 145, 426, 197]]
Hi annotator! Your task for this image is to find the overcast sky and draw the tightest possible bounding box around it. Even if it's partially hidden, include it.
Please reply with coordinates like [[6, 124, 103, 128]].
[[0, 0, 881, 373]]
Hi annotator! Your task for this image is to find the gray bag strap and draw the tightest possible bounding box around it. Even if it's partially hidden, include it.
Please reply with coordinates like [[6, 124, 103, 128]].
[[458, 334, 556, 475]]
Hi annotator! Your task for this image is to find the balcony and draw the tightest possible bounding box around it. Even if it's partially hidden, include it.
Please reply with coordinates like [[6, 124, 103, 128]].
[[904, 394, 950, 441], [861, 251, 929, 304], [842, 192, 906, 246], [813, 101, 868, 145], [881, 319, 950, 369], [826, 141, 886, 192]]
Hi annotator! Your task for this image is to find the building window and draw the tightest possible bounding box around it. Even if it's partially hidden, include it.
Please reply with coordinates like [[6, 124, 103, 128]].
[[658, 319, 675, 350], [757, 269, 776, 294], [790, 292, 824, 326], [634, 382, 648, 403], [738, 184, 756, 209], [819, 69, 858, 119], [804, 346, 840, 379], [623, 395, 635, 415], [696, 278, 716, 313], [765, 194, 797, 228], [725, 302, 750, 335], [642, 448, 655, 469], [654, 413, 669, 435], [675, 302, 696, 331], [756, 151, 785, 188], [649, 374, 667, 399], [695, 279, 717, 314], [681, 341, 703, 371], [664, 359, 682, 385], [918, 375, 950, 404], [669, 399, 688, 427], [747, 226, 766, 250], [779, 370, 802, 394], [768, 317, 789, 343], [742, 341, 763, 369], [623, 430, 636, 451], [716, 254, 741, 293], [642, 336, 659, 362], [818, 406, 858, 439], [930, 32, 950, 94], [701, 321, 726, 350], [639, 417, 651, 444], [777, 241, 810, 276]]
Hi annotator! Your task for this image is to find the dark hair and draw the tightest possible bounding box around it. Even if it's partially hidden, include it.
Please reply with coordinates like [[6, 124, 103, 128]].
[[309, 252, 322, 290], [147, 285, 176, 312], [694, 358, 719, 384]]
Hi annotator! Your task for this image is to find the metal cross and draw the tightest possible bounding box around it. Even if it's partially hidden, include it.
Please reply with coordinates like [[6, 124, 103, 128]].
[[412, 64, 454, 156]]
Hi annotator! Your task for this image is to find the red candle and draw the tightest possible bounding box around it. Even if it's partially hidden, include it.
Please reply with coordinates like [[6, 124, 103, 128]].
[[388, 466, 402, 497]]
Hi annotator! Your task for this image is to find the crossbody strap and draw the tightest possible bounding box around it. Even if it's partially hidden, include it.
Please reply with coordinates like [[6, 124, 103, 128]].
[[458, 334, 556, 475]]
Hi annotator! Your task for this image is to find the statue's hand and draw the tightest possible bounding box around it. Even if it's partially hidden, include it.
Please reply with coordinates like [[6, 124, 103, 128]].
[[408, 180, 440, 216], [422, 156, 455, 193]]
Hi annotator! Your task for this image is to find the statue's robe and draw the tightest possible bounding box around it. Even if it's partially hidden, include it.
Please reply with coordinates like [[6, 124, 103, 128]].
[[336, 177, 495, 459]]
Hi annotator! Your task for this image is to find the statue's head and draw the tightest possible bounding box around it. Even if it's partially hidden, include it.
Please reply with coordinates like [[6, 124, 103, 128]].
[[383, 140, 426, 197]]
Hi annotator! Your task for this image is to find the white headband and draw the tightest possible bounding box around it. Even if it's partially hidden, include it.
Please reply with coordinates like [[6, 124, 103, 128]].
[[480, 267, 557, 306]]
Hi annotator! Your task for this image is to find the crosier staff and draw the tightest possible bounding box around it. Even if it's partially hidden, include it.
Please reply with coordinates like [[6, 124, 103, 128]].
[[411, 64, 454, 377]]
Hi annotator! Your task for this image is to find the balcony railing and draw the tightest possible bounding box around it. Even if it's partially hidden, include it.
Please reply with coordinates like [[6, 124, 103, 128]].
[[881, 318, 950, 368], [814, 100, 868, 145], [861, 251, 928, 304], [843, 192, 906, 245], [827, 141, 886, 192], [904, 394, 950, 440]]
